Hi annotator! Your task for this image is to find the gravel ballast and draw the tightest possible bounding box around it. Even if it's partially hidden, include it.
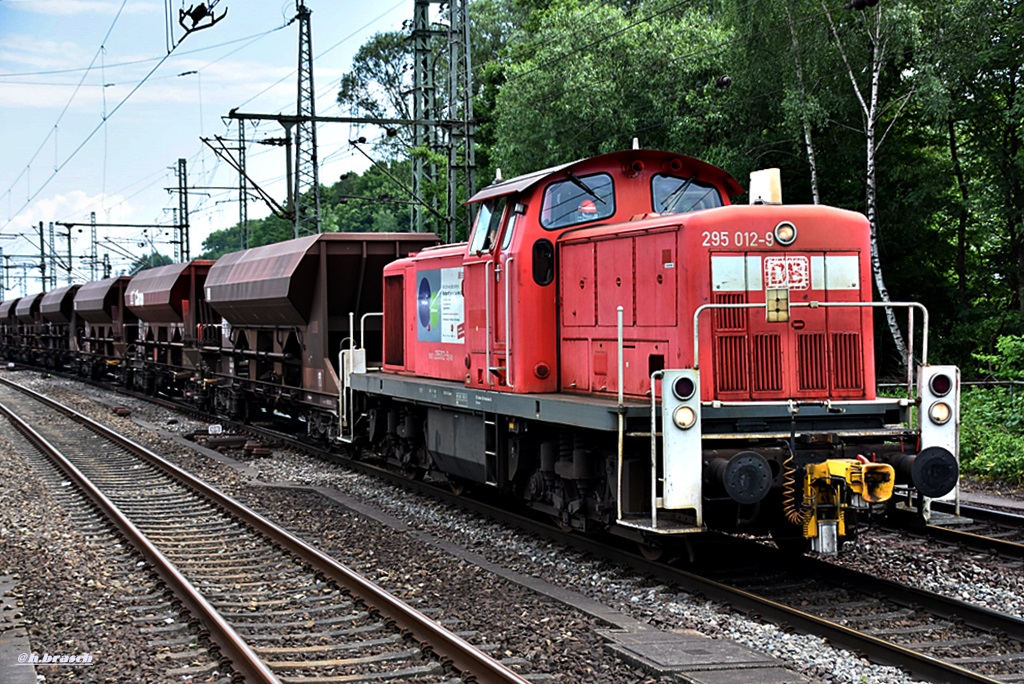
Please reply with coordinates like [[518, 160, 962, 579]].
[[5, 372, 1024, 683]]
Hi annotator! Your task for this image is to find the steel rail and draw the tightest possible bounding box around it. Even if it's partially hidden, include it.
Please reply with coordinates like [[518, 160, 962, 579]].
[[0, 395, 281, 684], [21, 372, 1013, 683], [0, 377, 531, 684], [792, 554, 1024, 640], [922, 524, 1024, 559], [932, 500, 1024, 525], [314, 451, 1010, 684], [890, 501, 1024, 559]]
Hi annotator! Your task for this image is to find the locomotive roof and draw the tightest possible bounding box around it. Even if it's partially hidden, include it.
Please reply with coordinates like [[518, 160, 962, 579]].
[[467, 149, 743, 204]]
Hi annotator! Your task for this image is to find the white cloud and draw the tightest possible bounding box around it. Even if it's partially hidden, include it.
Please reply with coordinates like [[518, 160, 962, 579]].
[[0, 35, 92, 72], [8, 189, 132, 230]]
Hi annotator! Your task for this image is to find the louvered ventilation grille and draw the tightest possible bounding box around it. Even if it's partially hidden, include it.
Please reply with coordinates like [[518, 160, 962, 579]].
[[832, 332, 863, 390], [384, 276, 405, 366], [714, 293, 746, 330], [798, 333, 828, 391], [715, 336, 748, 393], [752, 334, 782, 392]]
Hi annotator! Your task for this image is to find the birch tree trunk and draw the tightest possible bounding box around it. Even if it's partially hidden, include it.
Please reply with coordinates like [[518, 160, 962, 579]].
[[947, 115, 970, 308], [784, 4, 820, 204], [822, 2, 910, 363]]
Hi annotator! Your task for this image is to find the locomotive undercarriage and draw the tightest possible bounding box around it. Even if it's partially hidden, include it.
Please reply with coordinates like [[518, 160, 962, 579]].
[[353, 387, 952, 553], [359, 397, 621, 534]]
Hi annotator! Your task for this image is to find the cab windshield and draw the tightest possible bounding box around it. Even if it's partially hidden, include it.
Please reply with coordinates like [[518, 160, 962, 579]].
[[540, 173, 614, 229], [652, 174, 722, 214]]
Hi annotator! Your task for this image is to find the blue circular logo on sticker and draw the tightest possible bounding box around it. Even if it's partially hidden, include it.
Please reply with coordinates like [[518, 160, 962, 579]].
[[418, 277, 432, 328]]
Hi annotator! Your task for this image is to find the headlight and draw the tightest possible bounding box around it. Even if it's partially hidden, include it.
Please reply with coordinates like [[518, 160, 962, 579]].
[[673, 405, 697, 429], [928, 401, 952, 425], [672, 376, 696, 401], [774, 221, 797, 245], [929, 373, 952, 397]]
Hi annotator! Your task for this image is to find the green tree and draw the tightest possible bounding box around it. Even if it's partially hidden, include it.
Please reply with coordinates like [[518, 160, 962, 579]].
[[198, 224, 243, 260], [128, 251, 173, 275], [336, 31, 413, 158], [492, 0, 734, 175]]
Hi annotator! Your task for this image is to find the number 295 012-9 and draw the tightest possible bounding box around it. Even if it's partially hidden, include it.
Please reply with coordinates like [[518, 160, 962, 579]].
[[701, 231, 776, 248]]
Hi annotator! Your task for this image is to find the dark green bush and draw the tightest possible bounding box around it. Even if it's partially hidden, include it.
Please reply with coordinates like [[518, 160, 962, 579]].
[[960, 336, 1024, 484]]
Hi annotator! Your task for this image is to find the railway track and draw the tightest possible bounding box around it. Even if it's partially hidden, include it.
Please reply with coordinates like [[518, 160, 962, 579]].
[[921, 502, 1024, 561], [0, 408, 231, 681], [698, 543, 1024, 683], [0, 376, 530, 684], [19, 372, 1024, 683], [305, 450, 1024, 684], [152, 388, 1024, 683]]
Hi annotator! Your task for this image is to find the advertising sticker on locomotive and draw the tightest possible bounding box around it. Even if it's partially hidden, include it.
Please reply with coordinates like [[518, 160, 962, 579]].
[[416, 267, 465, 344]]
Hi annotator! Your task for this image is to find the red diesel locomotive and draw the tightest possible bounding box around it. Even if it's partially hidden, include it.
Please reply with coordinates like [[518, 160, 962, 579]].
[[342, 148, 960, 554]]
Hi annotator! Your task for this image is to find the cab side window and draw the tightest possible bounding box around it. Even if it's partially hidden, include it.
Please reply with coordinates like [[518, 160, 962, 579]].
[[469, 197, 508, 254], [540, 173, 614, 229]]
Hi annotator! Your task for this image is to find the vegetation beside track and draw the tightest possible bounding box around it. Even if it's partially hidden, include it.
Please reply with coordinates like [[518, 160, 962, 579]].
[[960, 336, 1024, 485]]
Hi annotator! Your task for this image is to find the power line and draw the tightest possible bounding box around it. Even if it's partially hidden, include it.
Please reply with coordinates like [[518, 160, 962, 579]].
[[0, 18, 291, 234], [0, 25, 293, 79], [0, 51, 175, 235], [1, 0, 131, 211]]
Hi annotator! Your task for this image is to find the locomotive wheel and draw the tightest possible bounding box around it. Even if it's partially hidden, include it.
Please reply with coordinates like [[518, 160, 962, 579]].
[[637, 541, 665, 562], [401, 466, 425, 481]]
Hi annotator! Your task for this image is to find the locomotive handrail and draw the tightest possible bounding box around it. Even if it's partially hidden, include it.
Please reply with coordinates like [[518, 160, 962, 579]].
[[485, 261, 493, 387], [360, 312, 383, 353], [692, 301, 929, 400], [648, 369, 663, 528], [616, 306, 624, 520], [337, 311, 384, 444], [504, 255, 514, 390]]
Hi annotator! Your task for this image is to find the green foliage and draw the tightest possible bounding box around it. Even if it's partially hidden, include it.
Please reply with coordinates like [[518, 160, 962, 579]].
[[491, 0, 735, 175], [960, 336, 1024, 483], [973, 335, 1024, 381], [197, 225, 243, 260], [960, 384, 1024, 484], [128, 251, 173, 275], [199, 0, 1024, 379], [336, 31, 412, 159]]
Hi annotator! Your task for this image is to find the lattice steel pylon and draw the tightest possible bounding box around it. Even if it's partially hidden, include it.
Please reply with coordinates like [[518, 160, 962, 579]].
[[410, 0, 475, 240], [411, 0, 440, 234], [237, 120, 249, 249], [176, 158, 190, 261], [294, 0, 320, 237], [445, 0, 476, 243]]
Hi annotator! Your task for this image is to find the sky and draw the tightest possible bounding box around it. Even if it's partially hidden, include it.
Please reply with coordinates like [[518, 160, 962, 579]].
[[0, 0, 416, 297]]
